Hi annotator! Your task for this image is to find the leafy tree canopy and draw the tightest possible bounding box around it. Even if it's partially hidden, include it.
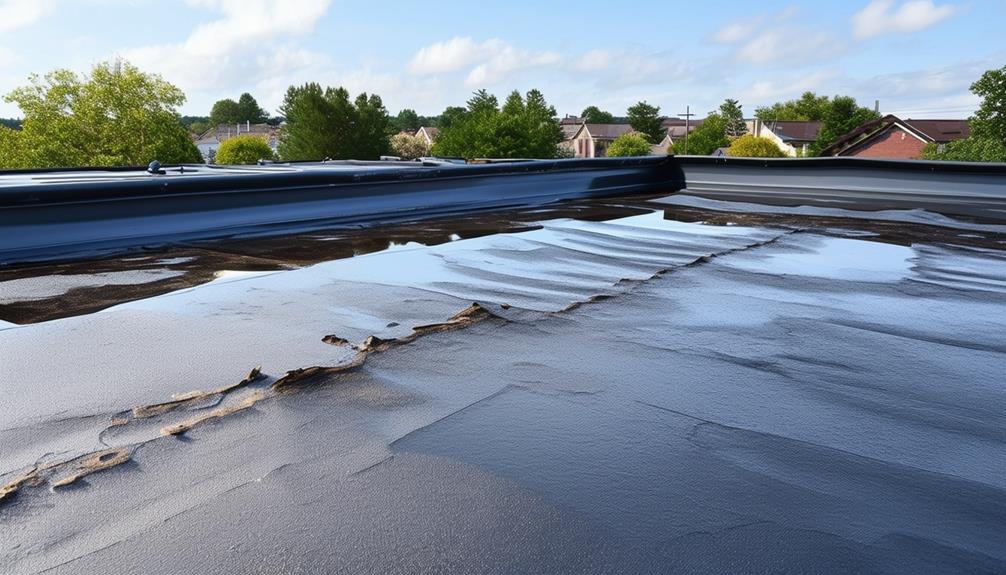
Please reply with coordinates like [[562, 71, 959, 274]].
[[432, 89, 565, 159], [209, 99, 240, 125], [678, 113, 729, 155], [392, 108, 421, 132], [627, 101, 664, 143], [812, 95, 879, 156], [755, 92, 831, 121], [727, 134, 786, 157], [210, 93, 267, 126], [180, 115, 209, 127], [923, 65, 1006, 163], [277, 83, 391, 161], [720, 99, 746, 138], [921, 137, 1006, 162], [606, 132, 652, 157], [969, 65, 1006, 142], [1, 59, 200, 168], [438, 106, 468, 130], [215, 134, 275, 164], [581, 105, 615, 124], [237, 93, 268, 124]]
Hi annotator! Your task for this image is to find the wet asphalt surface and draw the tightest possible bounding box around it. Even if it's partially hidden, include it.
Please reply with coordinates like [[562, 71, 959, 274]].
[[1, 195, 1004, 574]]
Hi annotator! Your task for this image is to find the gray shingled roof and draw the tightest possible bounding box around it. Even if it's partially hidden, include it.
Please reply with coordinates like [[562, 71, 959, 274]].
[[764, 121, 822, 142], [583, 124, 637, 140]]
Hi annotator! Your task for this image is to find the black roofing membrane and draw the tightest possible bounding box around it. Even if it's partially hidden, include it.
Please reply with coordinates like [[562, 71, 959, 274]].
[[1, 196, 1004, 574]]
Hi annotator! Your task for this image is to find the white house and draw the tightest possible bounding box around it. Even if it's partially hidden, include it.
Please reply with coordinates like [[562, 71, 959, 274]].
[[194, 122, 280, 162], [744, 119, 822, 157], [568, 123, 638, 158]]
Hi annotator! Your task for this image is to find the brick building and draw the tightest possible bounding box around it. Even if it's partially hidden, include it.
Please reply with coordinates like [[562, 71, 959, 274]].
[[821, 115, 969, 159]]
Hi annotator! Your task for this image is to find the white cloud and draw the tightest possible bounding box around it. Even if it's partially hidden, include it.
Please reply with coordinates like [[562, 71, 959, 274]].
[[0, 46, 15, 68], [574, 49, 611, 72], [464, 46, 561, 86], [408, 36, 561, 86], [713, 8, 840, 66], [747, 69, 839, 101], [0, 0, 56, 31], [408, 37, 493, 74], [589, 49, 690, 88], [712, 21, 759, 44], [852, 0, 959, 39], [736, 29, 840, 65], [122, 0, 331, 93]]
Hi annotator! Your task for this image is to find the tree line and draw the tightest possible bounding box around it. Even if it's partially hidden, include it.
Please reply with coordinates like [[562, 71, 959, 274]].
[[0, 59, 1003, 169]]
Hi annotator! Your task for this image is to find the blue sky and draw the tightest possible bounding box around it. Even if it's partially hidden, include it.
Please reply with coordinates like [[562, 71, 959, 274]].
[[0, 0, 1002, 119]]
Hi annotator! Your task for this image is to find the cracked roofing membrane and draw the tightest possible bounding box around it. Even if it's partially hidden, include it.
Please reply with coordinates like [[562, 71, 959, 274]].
[[1, 194, 1004, 574]]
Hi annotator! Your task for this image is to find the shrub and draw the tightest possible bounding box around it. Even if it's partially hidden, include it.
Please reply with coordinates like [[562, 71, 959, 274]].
[[389, 132, 430, 160], [727, 135, 787, 158], [215, 134, 275, 164], [921, 137, 1006, 162], [606, 133, 652, 157]]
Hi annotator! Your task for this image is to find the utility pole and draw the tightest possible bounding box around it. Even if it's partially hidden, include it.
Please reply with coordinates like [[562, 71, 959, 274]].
[[678, 106, 695, 155]]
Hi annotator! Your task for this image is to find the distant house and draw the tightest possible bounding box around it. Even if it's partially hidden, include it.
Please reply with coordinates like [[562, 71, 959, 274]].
[[416, 126, 439, 148], [558, 118, 584, 156], [655, 118, 704, 154], [195, 122, 280, 162], [560, 120, 583, 141], [820, 115, 970, 159], [569, 123, 638, 157], [746, 120, 822, 157]]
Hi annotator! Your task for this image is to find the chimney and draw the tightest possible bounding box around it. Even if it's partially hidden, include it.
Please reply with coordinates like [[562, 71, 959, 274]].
[[874, 100, 880, 115]]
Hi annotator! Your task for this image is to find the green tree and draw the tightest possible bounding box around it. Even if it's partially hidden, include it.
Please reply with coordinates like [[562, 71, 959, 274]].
[[432, 89, 564, 159], [921, 138, 1006, 162], [606, 132, 652, 156], [352, 92, 392, 159], [812, 96, 879, 156], [211, 93, 267, 126], [720, 99, 746, 138], [0, 126, 20, 167], [923, 66, 1006, 162], [237, 93, 268, 124], [627, 100, 664, 143], [215, 134, 275, 164], [1, 59, 200, 168], [209, 98, 241, 125], [968, 65, 1006, 142], [581, 105, 615, 124], [277, 83, 390, 161], [437, 106, 467, 129], [755, 92, 831, 121], [392, 108, 421, 132], [727, 134, 786, 157], [680, 113, 729, 155]]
